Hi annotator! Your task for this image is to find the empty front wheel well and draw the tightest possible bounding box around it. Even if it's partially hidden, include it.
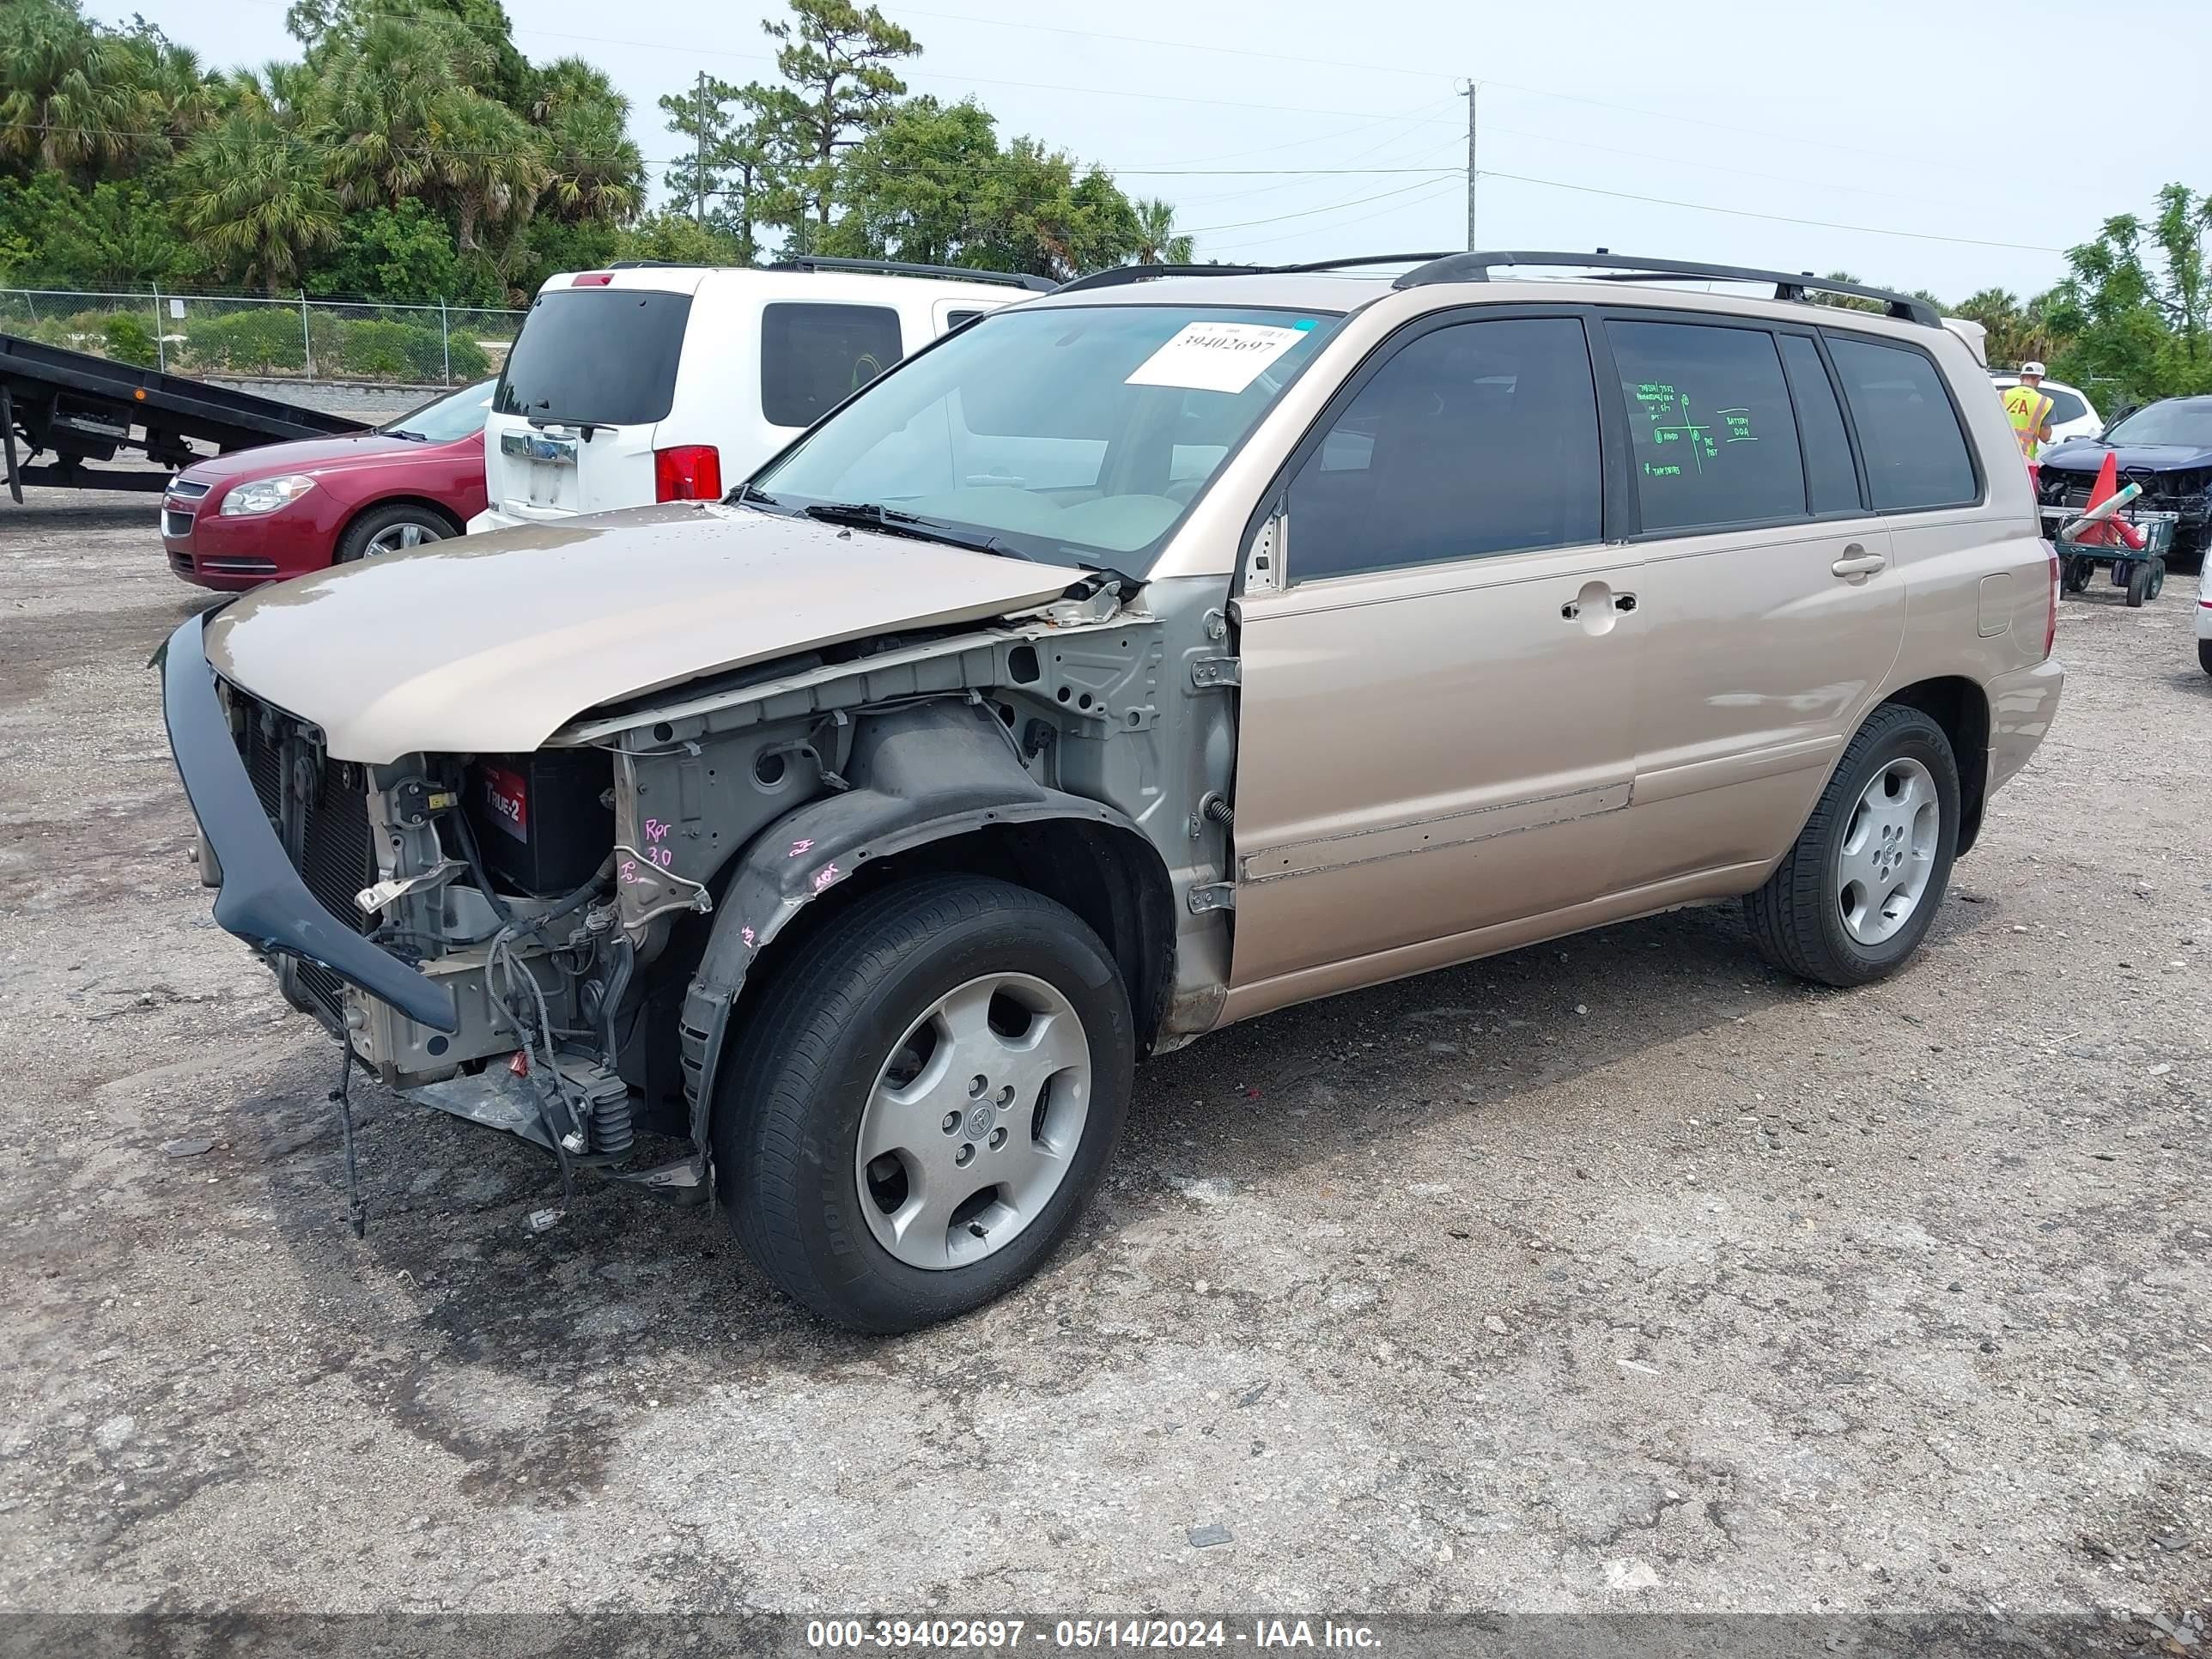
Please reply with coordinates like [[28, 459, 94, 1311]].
[[732, 818, 1177, 1058], [1880, 677, 1990, 855]]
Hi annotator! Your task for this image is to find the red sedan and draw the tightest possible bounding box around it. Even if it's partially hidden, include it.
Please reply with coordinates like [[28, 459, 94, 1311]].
[[162, 380, 494, 591]]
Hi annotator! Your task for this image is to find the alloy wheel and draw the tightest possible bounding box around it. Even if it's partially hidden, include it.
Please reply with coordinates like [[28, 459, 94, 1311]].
[[364, 520, 444, 556], [854, 972, 1092, 1271], [1836, 757, 1941, 946]]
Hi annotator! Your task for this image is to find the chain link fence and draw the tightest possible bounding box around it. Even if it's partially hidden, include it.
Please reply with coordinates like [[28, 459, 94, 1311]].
[[0, 289, 526, 386]]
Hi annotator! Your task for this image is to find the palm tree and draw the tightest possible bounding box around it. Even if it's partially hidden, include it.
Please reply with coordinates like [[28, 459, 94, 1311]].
[[223, 60, 317, 128], [312, 11, 484, 209], [137, 39, 222, 149], [178, 107, 340, 294], [429, 88, 548, 255], [1132, 197, 1193, 264], [0, 2, 155, 179], [530, 58, 643, 226]]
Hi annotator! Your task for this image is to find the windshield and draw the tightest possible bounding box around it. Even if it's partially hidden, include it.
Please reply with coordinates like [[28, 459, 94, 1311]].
[[2100, 401, 2212, 448], [747, 302, 1345, 571], [495, 287, 692, 427], [383, 379, 495, 442]]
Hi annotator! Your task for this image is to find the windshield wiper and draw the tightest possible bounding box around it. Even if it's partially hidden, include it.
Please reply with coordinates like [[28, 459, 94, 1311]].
[[799, 501, 1034, 562], [729, 481, 781, 508], [386, 428, 428, 441]]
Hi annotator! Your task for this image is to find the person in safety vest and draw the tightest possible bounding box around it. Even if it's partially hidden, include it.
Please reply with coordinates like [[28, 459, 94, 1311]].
[[2002, 362, 2056, 464]]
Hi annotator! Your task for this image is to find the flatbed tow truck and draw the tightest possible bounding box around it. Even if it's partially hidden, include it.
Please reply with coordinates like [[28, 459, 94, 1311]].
[[1, 331, 368, 503]]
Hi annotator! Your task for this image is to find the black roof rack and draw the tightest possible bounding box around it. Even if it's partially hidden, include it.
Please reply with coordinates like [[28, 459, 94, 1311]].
[[1273, 251, 1463, 275], [1053, 254, 1461, 295], [1053, 263, 1268, 294], [768, 254, 1054, 292], [1391, 251, 1942, 326]]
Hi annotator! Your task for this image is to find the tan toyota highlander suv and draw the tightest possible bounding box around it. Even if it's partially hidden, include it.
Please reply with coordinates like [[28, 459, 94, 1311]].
[[161, 252, 2063, 1331]]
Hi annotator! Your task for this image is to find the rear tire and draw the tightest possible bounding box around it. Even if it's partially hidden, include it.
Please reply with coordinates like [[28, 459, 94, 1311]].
[[1744, 704, 1960, 988], [2199, 638, 2212, 677], [2061, 556, 2094, 594], [334, 501, 457, 563], [715, 875, 1133, 1334], [2126, 560, 2153, 606]]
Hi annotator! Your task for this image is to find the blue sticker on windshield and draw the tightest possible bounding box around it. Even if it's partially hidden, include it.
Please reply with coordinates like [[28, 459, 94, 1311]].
[[1293, 319, 1317, 331]]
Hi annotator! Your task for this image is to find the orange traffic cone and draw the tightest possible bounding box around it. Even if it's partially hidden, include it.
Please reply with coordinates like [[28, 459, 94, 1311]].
[[2080, 451, 2148, 551]]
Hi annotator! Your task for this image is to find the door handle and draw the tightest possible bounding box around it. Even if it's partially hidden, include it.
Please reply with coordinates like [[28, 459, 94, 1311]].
[[1561, 590, 1635, 623], [1831, 545, 1886, 578]]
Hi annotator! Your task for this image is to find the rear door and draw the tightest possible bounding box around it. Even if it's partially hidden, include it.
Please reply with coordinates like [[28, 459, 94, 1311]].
[[483, 276, 698, 522], [1601, 314, 1905, 889]]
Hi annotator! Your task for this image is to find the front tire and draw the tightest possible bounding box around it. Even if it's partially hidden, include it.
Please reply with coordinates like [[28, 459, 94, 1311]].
[[2126, 559, 2154, 606], [715, 875, 1134, 1334], [1744, 704, 1960, 988], [2199, 638, 2212, 677], [334, 502, 455, 563]]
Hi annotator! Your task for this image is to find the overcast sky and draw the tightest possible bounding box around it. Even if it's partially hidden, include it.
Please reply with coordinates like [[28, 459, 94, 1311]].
[[118, 0, 2211, 303]]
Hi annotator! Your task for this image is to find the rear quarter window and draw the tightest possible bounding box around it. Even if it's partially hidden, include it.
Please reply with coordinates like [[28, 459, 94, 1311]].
[[495, 288, 691, 427], [762, 303, 903, 429], [1826, 336, 1980, 511]]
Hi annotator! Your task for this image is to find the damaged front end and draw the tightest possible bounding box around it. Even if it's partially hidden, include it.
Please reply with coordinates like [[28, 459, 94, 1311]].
[[162, 607, 706, 1205], [158, 565, 1224, 1225]]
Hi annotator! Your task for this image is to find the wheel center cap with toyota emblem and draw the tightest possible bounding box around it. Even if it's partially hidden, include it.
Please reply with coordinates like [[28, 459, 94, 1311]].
[[964, 1103, 998, 1142]]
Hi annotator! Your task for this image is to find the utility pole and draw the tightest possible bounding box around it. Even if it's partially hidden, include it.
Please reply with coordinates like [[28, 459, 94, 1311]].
[[695, 70, 708, 228], [1464, 81, 1480, 252]]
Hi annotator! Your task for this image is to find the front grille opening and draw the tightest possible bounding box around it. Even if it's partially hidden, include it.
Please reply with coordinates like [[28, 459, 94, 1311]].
[[230, 696, 377, 1027]]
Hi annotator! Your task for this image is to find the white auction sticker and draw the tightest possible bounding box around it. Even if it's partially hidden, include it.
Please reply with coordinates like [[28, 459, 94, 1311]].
[[1124, 321, 1310, 394]]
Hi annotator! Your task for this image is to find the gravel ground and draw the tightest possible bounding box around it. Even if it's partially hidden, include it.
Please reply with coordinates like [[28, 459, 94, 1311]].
[[1, 490, 2207, 1627]]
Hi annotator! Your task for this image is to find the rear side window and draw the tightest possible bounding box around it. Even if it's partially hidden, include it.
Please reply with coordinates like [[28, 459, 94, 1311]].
[[495, 289, 690, 427], [1778, 333, 1863, 514], [1285, 316, 1601, 581], [2041, 386, 2087, 424], [1826, 337, 1979, 510], [945, 308, 984, 330], [1606, 320, 1804, 533], [762, 303, 902, 428]]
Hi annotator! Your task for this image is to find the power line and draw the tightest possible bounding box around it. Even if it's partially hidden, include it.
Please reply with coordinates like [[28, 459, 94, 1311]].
[[1183, 172, 1464, 235], [17, 117, 2076, 258], [1474, 120, 1982, 215], [1161, 95, 1461, 172], [1477, 169, 2067, 253], [1206, 180, 1467, 255]]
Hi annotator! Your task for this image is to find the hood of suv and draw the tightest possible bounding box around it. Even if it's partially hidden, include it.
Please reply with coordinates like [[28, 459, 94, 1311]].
[[2041, 440, 2212, 475], [204, 502, 1083, 762]]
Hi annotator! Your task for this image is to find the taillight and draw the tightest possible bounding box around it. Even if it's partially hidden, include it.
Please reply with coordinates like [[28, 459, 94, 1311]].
[[654, 445, 722, 502], [571, 271, 614, 287], [2044, 541, 2060, 660]]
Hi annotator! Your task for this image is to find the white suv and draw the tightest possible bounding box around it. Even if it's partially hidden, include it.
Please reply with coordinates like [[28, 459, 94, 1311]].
[[471, 258, 1046, 533]]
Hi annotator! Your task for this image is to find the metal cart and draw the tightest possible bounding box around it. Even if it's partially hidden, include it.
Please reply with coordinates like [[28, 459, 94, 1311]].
[[2041, 503, 2178, 608]]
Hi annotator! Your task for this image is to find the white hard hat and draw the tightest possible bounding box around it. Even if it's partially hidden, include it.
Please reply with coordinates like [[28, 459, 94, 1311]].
[[2021, 360, 2047, 377]]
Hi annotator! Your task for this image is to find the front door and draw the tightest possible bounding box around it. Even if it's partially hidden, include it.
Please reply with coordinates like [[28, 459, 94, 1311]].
[[1227, 313, 1646, 994]]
